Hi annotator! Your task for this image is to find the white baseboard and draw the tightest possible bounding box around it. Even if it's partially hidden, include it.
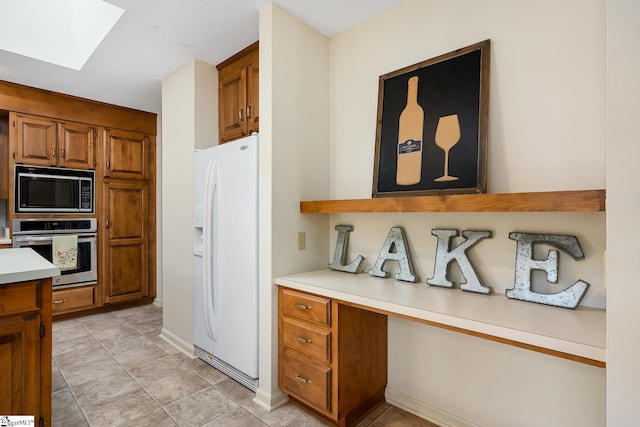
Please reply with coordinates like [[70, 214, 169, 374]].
[[152, 298, 163, 308], [253, 387, 289, 411], [159, 327, 196, 358], [385, 387, 480, 427]]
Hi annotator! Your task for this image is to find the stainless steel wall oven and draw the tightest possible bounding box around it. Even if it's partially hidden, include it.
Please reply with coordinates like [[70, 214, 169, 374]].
[[12, 218, 97, 289]]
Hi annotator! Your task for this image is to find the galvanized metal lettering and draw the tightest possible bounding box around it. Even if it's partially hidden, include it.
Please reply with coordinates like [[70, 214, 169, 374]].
[[328, 225, 365, 273], [368, 226, 417, 282], [426, 229, 492, 294], [506, 232, 590, 309]]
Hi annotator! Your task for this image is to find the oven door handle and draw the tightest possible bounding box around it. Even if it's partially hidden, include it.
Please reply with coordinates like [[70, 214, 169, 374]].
[[14, 236, 54, 245], [14, 235, 95, 245]]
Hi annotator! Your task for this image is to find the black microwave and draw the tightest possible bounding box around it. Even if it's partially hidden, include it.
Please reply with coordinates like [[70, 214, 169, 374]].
[[15, 165, 95, 214]]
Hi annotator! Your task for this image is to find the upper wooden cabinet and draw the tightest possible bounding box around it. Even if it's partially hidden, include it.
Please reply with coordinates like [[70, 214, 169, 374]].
[[217, 42, 259, 143], [11, 112, 95, 170], [102, 128, 150, 180]]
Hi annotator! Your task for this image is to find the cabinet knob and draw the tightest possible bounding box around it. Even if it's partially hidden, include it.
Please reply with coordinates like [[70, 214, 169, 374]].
[[239, 108, 244, 123], [295, 336, 312, 344], [60, 147, 65, 159], [53, 299, 67, 304], [51, 146, 56, 158], [295, 303, 312, 310], [246, 105, 251, 119]]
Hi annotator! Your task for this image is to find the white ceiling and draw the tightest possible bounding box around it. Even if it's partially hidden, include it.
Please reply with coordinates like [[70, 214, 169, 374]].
[[0, 0, 405, 114]]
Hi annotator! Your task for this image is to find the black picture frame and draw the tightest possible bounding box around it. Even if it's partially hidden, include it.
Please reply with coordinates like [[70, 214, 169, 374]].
[[372, 40, 490, 198]]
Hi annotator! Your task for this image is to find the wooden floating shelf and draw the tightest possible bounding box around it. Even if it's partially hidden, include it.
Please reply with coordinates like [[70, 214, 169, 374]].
[[300, 189, 606, 213]]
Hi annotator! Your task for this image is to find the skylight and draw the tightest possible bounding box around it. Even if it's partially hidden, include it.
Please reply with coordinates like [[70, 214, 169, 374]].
[[0, 0, 124, 70]]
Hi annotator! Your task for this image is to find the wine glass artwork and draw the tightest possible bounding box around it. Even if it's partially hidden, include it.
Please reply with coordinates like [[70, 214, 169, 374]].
[[434, 114, 460, 182]]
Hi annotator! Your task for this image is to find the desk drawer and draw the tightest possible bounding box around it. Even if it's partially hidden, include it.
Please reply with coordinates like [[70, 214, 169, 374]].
[[281, 288, 330, 326], [282, 317, 331, 362], [282, 349, 331, 413]]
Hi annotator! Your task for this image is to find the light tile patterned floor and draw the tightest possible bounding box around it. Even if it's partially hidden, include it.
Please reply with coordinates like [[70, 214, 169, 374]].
[[52, 304, 438, 426]]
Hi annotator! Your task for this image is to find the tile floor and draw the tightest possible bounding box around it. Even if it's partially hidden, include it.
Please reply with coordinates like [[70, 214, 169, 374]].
[[52, 303, 438, 426]]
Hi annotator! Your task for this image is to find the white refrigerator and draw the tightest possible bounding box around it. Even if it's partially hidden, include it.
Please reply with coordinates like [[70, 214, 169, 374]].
[[193, 133, 259, 391]]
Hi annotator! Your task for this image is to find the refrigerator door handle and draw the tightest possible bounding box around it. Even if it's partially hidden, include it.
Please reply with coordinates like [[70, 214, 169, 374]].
[[202, 158, 218, 341]]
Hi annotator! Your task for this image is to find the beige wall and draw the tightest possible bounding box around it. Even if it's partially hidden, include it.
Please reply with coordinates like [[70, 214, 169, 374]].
[[326, 0, 606, 425], [605, 0, 640, 423], [160, 59, 218, 354], [255, 2, 331, 408]]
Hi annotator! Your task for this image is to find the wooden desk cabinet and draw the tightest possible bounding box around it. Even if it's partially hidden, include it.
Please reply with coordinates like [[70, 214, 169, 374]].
[[0, 278, 52, 426], [278, 286, 387, 426]]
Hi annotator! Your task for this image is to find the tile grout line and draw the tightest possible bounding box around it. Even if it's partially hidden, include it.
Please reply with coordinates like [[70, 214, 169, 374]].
[[54, 312, 172, 426], [114, 308, 271, 425], [54, 306, 401, 427], [88, 307, 246, 426], [52, 318, 97, 427], [93, 310, 184, 426], [54, 309, 315, 427]]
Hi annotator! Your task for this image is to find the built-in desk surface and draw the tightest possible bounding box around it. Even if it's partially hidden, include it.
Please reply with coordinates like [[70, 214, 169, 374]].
[[275, 269, 605, 367]]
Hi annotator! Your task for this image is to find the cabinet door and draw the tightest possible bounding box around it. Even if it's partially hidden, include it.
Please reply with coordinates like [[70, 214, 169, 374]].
[[0, 115, 8, 199], [219, 67, 247, 143], [103, 128, 149, 180], [0, 314, 40, 418], [13, 113, 57, 166], [247, 62, 259, 134], [103, 180, 149, 303], [58, 121, 95, 169]]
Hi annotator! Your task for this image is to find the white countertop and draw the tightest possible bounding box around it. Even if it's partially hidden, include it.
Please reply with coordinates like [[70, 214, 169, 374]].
[[275, 269, 606, 365], [0, 248, 61, 285]]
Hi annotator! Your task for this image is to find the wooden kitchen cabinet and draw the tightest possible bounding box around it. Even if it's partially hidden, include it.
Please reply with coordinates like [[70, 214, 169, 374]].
[[1, 80, 157, 318], [102, 128, 150, 180], [217, 42, 259, 143], [11, 112, 96, 169], [278, 287, 387, 426], [102, 180, 150, 304], [0, 278, 52, 426], [100, 127, 155, 307]]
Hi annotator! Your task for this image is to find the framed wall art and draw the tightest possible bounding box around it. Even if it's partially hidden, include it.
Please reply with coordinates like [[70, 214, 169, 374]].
[[372, 39, 490, 198]]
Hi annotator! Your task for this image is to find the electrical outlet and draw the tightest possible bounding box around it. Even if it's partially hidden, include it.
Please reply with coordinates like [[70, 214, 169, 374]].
[[298, 232, 306, 250]]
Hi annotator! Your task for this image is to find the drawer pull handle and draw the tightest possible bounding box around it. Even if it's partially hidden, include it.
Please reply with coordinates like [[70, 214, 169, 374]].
[[295, 303, 312, 310], [53, 299, 68, 304], [295, 374, 313, 384], [295, 336, 312, 344]]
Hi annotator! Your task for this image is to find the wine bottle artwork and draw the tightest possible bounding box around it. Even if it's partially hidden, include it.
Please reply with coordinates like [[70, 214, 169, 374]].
[[396, 76, 424, 186], [434, 114, 461, 182], [373, 40, 489, 197]]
